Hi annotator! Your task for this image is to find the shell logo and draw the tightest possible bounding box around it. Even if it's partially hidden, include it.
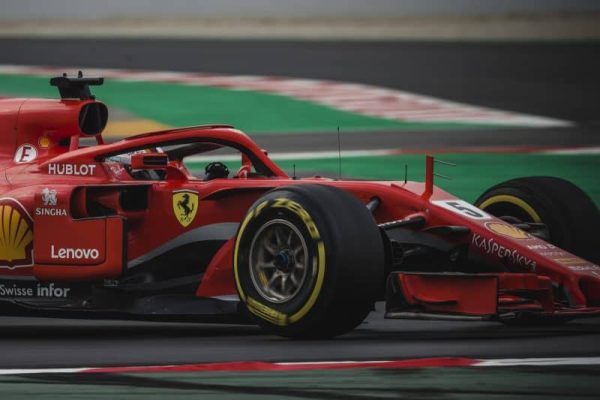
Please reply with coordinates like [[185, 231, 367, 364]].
[[485, 222, 531, 240], [38, 135, 51, 149], [0, 198, 34, 269]]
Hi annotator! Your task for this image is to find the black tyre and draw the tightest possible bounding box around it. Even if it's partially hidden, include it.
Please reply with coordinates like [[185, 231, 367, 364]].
[[475, 177, 600, 263], [234, 184, 384, 339]]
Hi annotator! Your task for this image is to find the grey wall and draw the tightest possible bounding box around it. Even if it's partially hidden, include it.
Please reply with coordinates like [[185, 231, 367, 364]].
[[1, 0, 599, 20]]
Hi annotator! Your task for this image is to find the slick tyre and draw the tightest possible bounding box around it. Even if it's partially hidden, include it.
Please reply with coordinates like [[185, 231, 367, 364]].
[[475, 176, 600, 264], [234, 184, 384, 339]]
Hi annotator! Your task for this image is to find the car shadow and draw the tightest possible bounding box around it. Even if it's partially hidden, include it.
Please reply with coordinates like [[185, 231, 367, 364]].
[[0, 314, 598, 342]]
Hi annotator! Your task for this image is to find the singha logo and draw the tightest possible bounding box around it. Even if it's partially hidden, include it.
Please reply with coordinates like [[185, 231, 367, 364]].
[[41, 188, 57, 206]]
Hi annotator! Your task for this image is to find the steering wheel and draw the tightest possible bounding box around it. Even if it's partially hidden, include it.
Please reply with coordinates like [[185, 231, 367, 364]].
[[235, 164, 252, 179]]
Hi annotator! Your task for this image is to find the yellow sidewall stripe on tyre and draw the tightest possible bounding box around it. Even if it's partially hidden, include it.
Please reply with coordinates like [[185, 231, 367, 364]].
[[289, 241, 325, 324], [479, 194, 542, 223], [234, 198, 326, 326], [246, 296, 289, 326]]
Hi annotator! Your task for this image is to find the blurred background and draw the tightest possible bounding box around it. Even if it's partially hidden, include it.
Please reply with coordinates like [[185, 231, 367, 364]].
[[0, 0, 599, 203]]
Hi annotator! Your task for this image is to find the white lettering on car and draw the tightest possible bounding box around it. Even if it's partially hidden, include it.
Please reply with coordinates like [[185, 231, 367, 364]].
[[471, 233, 536, 271], [0, 283, 70, 298], [50, 245, 100, 260], [568, 265, 600, 272], [48, 163, 97, 176], [35, 283, 71, 298], [432, 200, 492, 220], [36, 188, 67, 216], [35, 208, 67, 216], [527, 244, 556, 250], [0, 285, 34, 297]]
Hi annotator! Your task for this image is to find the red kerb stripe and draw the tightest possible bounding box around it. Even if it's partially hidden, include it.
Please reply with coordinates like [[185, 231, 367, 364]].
[[83, 357, 478, 374]]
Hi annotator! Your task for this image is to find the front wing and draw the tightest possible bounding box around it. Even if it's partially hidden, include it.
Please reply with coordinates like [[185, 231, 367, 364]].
[[385, 272, 600, 322]]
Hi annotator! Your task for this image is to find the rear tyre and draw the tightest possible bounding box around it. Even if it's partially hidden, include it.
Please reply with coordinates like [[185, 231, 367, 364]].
[[474, 176, 600, 263], [234, 184, 384, 339]]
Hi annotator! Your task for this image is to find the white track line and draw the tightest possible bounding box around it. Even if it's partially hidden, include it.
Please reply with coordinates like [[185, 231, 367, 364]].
[[184, 146, 599, 163], [476, 357, 600, 367], [0, 368, 86, 375], [0, 64, 571, 128], [275, 360, 394, 366], [185, 149, 396, 163], [542, 147, 600, 155]]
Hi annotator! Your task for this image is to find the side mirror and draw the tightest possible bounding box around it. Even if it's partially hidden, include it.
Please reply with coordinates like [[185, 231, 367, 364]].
[[130, 153, 168, 170]]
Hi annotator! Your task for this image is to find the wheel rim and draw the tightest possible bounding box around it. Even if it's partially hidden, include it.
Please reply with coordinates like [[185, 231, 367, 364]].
[[249, 219, 310, 303]]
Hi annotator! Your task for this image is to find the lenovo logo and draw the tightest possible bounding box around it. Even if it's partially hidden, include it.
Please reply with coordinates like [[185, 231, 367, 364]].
[[50, 245, 100, 260]]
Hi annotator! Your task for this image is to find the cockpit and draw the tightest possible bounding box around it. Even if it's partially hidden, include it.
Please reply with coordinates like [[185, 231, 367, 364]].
[[101, 140, 275, 182]]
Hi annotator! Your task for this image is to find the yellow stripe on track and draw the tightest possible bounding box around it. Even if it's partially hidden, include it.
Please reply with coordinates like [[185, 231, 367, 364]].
[[103, 119, 171, 138]]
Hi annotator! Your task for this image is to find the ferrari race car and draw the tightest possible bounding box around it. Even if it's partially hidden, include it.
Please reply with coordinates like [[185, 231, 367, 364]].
[[0, 74, 599, 338]]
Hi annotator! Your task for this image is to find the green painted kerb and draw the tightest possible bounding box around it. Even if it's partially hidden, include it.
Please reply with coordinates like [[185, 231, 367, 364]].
[[0, 74, 493, 134]]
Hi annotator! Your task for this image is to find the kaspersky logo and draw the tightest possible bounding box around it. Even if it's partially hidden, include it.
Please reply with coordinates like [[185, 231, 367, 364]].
[[0, 198, 34, 269]]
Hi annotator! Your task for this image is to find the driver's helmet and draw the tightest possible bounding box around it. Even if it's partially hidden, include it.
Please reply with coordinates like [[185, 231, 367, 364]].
[[204, 161, 230, 181]]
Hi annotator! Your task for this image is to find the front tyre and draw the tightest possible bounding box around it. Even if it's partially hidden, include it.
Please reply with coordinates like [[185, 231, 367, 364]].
[[234, 184, 384, 339], [475, 176, 600, 263]]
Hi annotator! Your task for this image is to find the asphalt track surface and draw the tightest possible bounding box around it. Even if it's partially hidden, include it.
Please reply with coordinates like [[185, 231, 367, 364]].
[[0, 38, 599, 369], [0, 306, 599, 369]]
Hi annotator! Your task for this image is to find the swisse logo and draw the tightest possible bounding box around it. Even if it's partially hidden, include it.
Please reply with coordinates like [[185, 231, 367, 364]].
[[50, 245, 100, 260], [0, 283, 71, 298], [48, 163, 97, 176], [35, 208, 67, 216]]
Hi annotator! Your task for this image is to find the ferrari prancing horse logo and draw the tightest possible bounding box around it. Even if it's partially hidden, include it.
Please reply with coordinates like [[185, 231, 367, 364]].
[[172, 190, 198, 228]]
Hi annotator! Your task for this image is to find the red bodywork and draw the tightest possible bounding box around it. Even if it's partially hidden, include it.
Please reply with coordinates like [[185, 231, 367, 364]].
[[1, 93, 599, 322]]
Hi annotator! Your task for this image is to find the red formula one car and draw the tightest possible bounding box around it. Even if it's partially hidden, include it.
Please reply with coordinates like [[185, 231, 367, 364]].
[[0, 74, 599, 338]]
